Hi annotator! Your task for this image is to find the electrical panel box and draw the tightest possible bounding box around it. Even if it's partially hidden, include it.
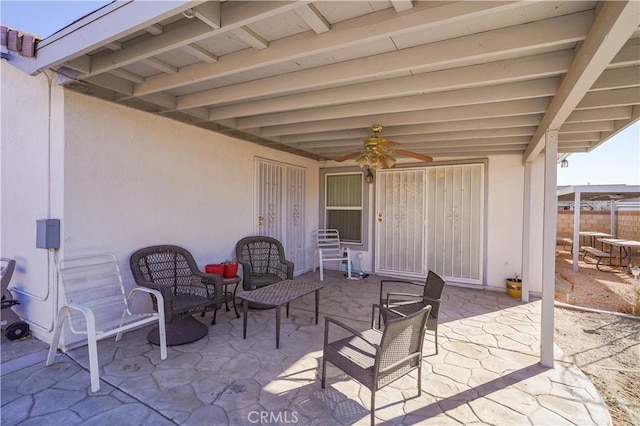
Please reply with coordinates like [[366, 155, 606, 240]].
[[36, 219, 60, 249]]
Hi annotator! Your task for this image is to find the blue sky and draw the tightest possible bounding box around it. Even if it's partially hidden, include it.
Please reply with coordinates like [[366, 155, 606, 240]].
[[2, 1, 639, 186]]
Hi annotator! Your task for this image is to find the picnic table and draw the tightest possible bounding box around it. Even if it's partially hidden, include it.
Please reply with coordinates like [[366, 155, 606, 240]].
[[579, 231, 612, 250], [597, 238, 640, 270]]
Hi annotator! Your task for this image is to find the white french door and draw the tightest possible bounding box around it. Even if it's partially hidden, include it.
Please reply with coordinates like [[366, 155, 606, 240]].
[[375, 168, 426, 278], [375, 164, 484, 285], [426, 164, 484, 284], [254, 158, 306, 274]]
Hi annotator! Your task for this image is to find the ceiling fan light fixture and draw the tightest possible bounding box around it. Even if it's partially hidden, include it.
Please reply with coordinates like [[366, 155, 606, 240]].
[[356, 154, 370, 168]]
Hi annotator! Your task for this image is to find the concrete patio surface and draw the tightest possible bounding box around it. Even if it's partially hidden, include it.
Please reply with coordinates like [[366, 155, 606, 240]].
[[1, 271, 611, 425]]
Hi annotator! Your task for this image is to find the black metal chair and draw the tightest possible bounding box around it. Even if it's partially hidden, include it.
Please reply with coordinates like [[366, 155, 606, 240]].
[[378, 270, 446, 354], [322, 304, 431, 425], [130, 245, 232, 345], [235, 236, 294, 308]]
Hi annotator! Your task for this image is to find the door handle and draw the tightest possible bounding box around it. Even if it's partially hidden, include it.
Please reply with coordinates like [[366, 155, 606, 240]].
[[257, 215, 264, 227], [378, 213, 383, 223]]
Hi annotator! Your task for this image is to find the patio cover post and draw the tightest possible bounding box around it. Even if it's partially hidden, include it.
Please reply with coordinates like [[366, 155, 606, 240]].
[[521, 162, 532, 303], [541, 129, 558, 368], [610, 200, 617, 238], [572, 191, 581, 272]]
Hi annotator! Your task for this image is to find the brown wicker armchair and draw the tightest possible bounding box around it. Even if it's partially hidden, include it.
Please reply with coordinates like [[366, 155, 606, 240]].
[[130, 245, 231, 345], [235, 236, 294, 307], [322, 304, 431, 425], [378, 270, 446, 354]]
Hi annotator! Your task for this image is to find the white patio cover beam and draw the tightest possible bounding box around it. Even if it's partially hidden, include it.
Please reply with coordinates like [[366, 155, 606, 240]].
[[83, 2, 302, 79], [224, 50, 571, 124], [282, 115, 543, 143], [21, 0, 198, 76], [523, 0, 640, 163], [183, 11, 592, 112], [391, 1, 414, 13], [224, 77, 560, 128], [259, 97, 550, 137], [182, 44, 218, 63], [135, 1, 522, 96], [295, 4, 330, 34], [232, 27, 269, 50]]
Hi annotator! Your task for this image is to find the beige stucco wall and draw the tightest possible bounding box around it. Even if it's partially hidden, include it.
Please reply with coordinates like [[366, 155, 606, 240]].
[[1, 62, 65, 339], [62, 91, 320, 272]]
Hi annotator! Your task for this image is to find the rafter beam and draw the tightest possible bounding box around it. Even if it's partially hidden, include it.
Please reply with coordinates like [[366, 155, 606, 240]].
[[233, 26, 268, 50], [84, 2, 303, 78], [281, 115, 544, 143], [110, 69, 144, 84], [523, 0, 640, 163], [575, 87, 640, 109], [145, 24, 164, 35], [295, 4, 330, 34], [183, 44, 218, 63], [565, 106, 632, 122], [134, 1, 522, 96], [181, 11, 591, 111], [392, 1, 414, 13], [220, 50, 571, 127], [23, 1, 196, 75], [143, 57, 178, 74], [295, 128, 536, 150], [259, 97, 550, 137], [190, 2, 221, 29], [223, 77, 560, 128]]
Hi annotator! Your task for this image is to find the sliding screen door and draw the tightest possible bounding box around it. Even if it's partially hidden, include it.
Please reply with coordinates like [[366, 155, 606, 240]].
[[255, 158, 306, 274], [426, 164, 484, 284], [375, 168, 426, 277]]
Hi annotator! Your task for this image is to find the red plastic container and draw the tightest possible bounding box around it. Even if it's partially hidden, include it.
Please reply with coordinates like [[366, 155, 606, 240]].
[[223, 263, 238, 278], [205, 264, 224, 275]]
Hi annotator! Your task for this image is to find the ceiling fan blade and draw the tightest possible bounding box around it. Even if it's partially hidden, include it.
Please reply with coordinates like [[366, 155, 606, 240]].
[[333, 151, 362, 162], [379, 139, 400, 149], [393, 149, 434, 162]]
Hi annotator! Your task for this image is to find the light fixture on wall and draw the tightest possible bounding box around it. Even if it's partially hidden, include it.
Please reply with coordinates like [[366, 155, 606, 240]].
[[365, 167, 374, 184], [560, 159, 569, 168]]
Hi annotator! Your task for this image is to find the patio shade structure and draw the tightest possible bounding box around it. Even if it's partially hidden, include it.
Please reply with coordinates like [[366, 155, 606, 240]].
[[5, 0, 639, 163], [557, 184, 640, 271], [3, 0, 639, 369]]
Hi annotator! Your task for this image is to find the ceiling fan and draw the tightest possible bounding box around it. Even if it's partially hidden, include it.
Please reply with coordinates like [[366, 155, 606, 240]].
[[333, 125, 433, 169]]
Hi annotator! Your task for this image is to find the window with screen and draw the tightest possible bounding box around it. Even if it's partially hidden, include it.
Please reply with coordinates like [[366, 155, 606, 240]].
[[325, 173, 363, 243]]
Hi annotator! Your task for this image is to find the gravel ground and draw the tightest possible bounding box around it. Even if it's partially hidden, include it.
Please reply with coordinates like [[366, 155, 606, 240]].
[[554, 248, 640, 426]]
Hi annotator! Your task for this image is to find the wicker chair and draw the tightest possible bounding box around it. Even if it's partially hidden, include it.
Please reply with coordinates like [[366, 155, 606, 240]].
[[235, 236, 294, 308], [378, 270, 446, 354], [130, 245, 230, 345], [322, 304, 431, 425]]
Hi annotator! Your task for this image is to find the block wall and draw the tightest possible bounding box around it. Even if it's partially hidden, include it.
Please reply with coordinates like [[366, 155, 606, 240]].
[[557, 211, 640, 241]]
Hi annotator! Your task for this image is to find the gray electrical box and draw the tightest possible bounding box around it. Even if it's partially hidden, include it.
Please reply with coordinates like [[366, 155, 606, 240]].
[[36, 219, 60, 249]]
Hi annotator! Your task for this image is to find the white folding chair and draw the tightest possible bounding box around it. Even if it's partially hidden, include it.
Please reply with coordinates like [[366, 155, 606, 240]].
[[316, 229, 351, 281], [47, 253, 167, 392]]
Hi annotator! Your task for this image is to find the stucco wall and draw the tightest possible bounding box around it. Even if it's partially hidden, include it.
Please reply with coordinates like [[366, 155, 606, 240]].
[[62, 91, 320, 278], [1, 62, 65, 339], [484, 154, 527, 291]]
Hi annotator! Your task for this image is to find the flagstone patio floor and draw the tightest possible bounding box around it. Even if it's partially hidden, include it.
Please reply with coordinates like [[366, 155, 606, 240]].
[[1, 270, 611, 425]]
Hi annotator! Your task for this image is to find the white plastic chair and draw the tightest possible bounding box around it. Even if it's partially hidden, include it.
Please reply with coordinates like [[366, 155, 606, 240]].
[[316, 229, 351, 281], [47, 253, 167, 392]]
